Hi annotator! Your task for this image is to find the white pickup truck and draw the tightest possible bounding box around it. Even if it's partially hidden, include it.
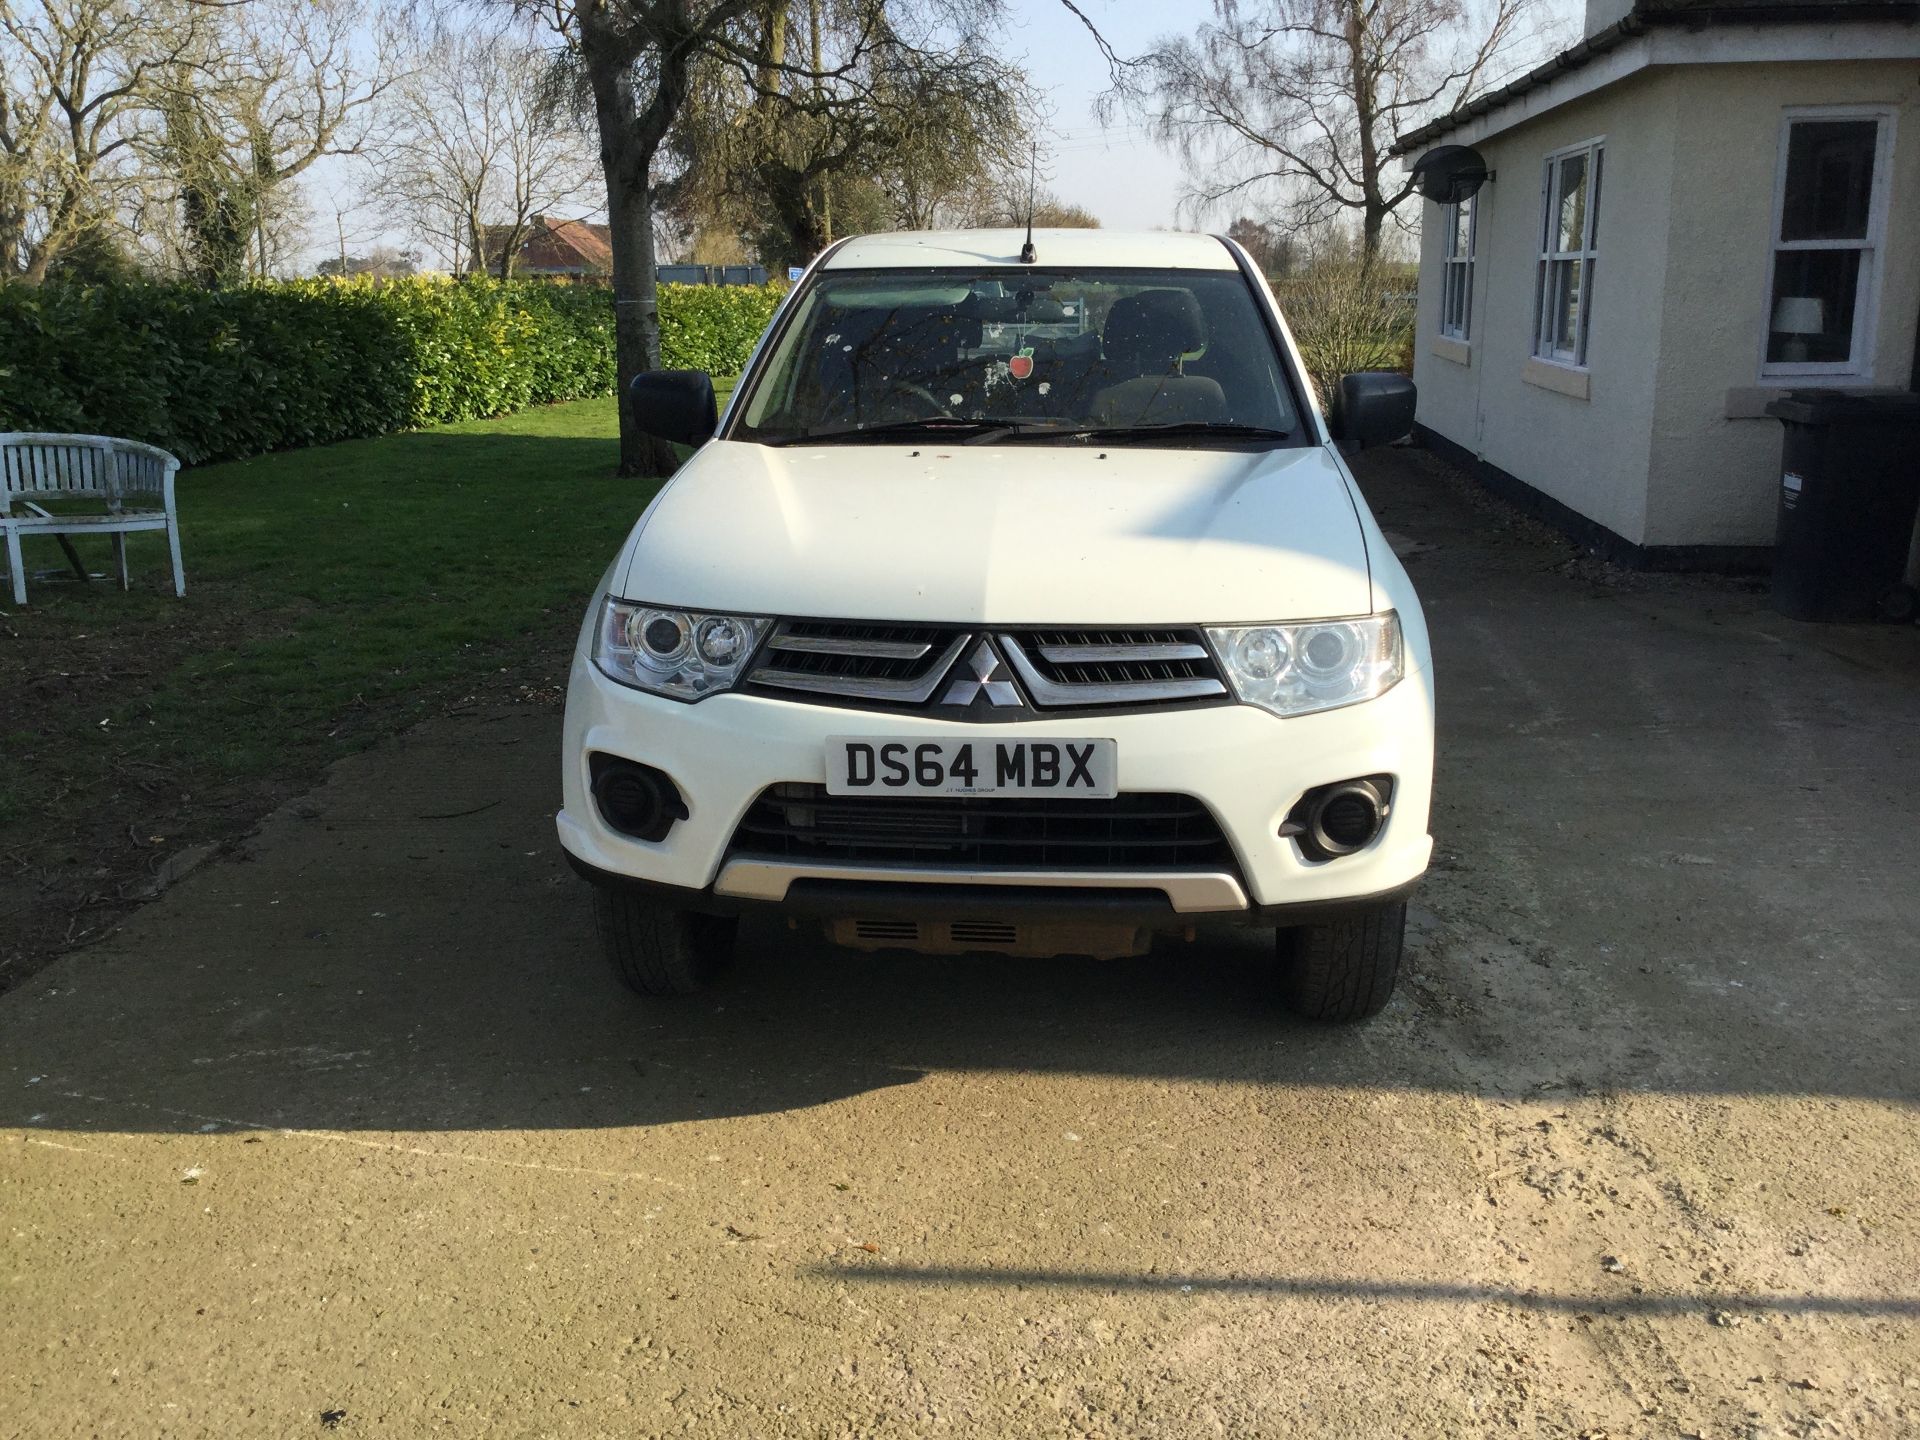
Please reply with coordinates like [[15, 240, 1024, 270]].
[[558, 228, 1433, 1021]]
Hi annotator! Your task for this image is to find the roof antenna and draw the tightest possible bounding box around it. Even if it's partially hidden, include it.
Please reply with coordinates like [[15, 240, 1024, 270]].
[[1019, 142, 1038, 264]]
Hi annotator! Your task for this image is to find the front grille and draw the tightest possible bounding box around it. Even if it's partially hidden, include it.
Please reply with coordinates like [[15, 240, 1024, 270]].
[[729, 784, 1237, 870], [747, 619, 1229, 711], [750, 620, 970, 701], [1001, 628, 1226, 703]]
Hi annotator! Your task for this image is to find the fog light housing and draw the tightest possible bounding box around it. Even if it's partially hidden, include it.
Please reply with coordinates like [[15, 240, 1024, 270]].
[[1283, 775, 1392, 862], [590, 754, 689, 843]]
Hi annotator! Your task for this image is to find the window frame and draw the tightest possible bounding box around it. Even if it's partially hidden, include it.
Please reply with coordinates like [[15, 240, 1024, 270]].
[[1439, 194, 1477, 342], [1533, 137, 1605, 370], [1759, 105, 1896, 383]]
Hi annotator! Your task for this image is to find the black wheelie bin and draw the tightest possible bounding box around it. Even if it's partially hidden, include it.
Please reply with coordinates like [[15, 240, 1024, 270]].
[[1764, 391, 1920, 621]]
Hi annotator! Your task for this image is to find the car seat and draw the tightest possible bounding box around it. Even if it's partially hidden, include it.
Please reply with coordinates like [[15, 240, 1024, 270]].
[[1088, 290, 1228, 427]]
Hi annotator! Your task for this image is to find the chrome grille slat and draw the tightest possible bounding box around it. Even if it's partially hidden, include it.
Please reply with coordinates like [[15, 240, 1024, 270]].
[[769, 634, 933, 659], [1034, 641, 1208, 663]]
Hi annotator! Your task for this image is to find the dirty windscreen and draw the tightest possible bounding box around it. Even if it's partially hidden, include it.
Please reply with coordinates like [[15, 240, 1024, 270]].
[[732, 268, 1303, 445]]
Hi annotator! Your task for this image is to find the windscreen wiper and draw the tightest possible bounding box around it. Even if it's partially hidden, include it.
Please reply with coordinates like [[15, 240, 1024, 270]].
[[1012, 421, 1294, 444], [772, 418, 1027, 445]]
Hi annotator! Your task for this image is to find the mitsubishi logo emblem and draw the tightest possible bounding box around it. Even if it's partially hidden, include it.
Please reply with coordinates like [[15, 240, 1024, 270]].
[[941, 638, 1023, 708]]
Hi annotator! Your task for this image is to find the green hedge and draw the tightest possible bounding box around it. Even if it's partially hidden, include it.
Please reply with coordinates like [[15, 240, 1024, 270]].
[[655, 281, 783, 376], [0, 277, 784, 466]]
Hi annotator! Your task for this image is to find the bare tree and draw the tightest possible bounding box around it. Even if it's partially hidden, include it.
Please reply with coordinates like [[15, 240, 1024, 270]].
[[376, 23, 595, 276], [311, 178, 386, 276], [1141, 0, 1543, 260], [1225, 213, 1292, 275], [211, 0, 403, 278], [960, 174, 1100, 231], [0, 0, 214, 282], [316, 243, 421, 277], [882, 89, 1026, 232], [662, 0, 1034, 267]]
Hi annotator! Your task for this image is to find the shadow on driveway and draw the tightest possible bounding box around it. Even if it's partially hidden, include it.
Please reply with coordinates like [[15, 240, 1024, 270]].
[[812, 1262, 1920, 1319], [3, 447, 1918, 1137]]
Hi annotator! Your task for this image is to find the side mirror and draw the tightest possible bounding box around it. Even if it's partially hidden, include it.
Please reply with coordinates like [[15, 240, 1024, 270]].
[[1330, 371, 1416, 452], [629, 370, 717, 449]]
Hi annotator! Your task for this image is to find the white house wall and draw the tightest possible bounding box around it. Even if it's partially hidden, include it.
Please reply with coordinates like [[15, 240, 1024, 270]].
[[1412, 71, 1679, 548], [1646, 61, 1920, 548]]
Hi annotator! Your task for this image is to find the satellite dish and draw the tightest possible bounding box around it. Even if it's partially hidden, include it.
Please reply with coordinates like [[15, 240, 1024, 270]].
[[1411, 144, 1489, 204]]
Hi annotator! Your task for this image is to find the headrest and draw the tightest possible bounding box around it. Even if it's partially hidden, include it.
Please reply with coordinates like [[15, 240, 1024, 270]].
[[1102, 290, 1206, 372]]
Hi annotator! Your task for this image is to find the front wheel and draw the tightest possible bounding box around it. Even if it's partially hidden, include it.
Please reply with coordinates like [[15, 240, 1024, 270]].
[[592, 889, 737, 996], [1277, 899, 1406, 1022]]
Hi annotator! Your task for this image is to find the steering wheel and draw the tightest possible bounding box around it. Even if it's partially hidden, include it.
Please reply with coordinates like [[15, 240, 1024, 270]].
[[885, 380, 956, 419]]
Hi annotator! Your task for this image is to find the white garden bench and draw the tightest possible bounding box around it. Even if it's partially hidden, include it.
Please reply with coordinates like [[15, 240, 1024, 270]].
[[1, 433, 185, 606]]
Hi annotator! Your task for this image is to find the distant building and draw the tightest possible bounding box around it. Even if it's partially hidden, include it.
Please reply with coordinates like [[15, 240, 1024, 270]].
[[475, 218, 769, 286], [476, 217, 614, 280]]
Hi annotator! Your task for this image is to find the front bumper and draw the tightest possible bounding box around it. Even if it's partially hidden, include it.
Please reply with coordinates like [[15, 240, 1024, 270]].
[[557, 652, 1434, 924]]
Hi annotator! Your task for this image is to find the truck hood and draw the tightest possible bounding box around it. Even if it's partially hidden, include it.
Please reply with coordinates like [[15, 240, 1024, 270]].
[[616, 439, 1372, 624]]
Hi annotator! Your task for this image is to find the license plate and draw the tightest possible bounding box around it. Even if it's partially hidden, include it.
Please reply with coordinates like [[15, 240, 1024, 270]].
[[826, 737, 1117, 798]]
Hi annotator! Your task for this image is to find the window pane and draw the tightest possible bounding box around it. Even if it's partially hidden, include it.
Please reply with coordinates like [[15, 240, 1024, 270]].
[[1577, 260, 1594, 363], [1443, 259, 1471, 339], [1556, 154, 1588, 253], [1767, 248, 1863, 363], [1553, 257, 1582, 354], [1589, 150, 1603, 247], [1781, 120, 1878, 242], [1449, 200, 1472, 257]]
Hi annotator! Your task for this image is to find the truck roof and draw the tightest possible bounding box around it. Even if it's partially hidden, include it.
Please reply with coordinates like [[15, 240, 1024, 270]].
[[820, 229, 1240, 272]]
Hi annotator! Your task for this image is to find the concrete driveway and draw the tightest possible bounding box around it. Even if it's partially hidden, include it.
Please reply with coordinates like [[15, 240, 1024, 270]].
[[4, 451, 1917, 1438]]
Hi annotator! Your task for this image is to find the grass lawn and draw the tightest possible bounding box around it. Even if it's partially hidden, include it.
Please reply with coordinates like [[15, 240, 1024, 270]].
[[1, 390, 726, 984]]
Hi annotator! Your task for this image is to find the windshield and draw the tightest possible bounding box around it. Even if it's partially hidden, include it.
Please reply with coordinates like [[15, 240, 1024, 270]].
[[732, 266, 1304, 446]]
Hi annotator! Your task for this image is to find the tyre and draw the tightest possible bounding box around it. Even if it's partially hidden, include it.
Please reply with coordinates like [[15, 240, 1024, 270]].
[[1277, 899, 1406, 1022], [592, 888, 737, 996]]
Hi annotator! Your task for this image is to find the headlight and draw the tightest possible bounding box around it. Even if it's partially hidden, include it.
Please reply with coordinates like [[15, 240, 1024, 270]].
[[1207, 612, 1403, 717], [592, 597, 771, 700]]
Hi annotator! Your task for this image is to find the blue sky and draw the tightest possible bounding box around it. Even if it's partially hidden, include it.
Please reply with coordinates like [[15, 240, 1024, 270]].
[[1001, 0, 1196, 231]]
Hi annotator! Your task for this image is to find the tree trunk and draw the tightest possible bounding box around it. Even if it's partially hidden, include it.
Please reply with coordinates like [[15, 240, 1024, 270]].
[[596, 102, 678, 476], [580, 2, 701, 479], [21, 191, 80, 284], [1344, 0, 1385, 266], [495, 220, 524, 280], [1362, 204, 1386, 264]]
